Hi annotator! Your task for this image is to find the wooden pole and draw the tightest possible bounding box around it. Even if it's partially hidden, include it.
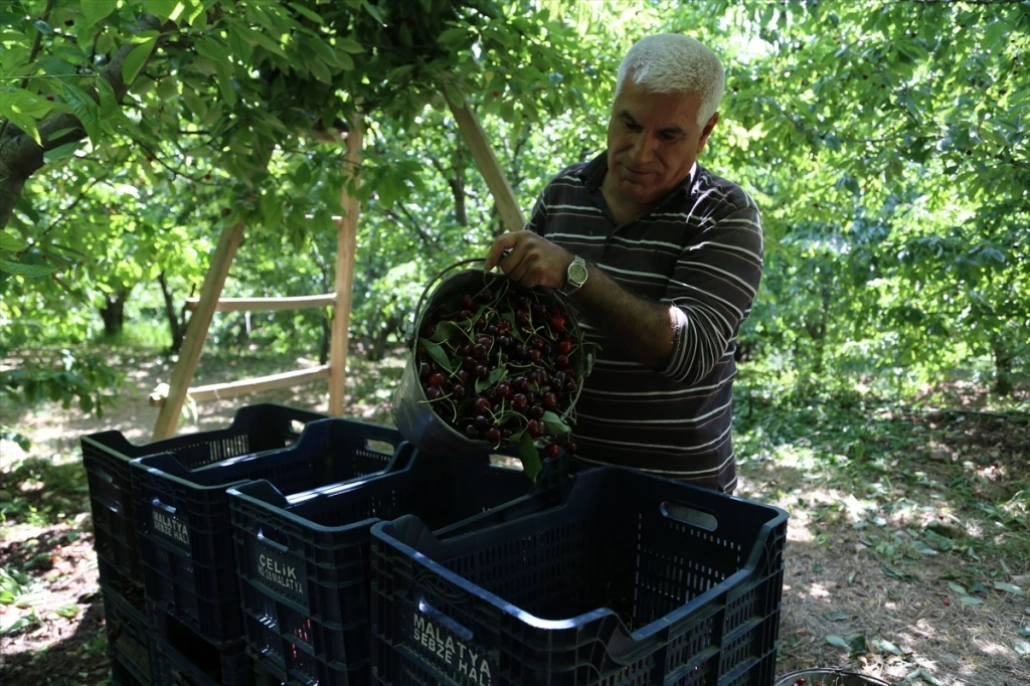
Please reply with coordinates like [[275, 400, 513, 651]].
[[442, 87, 525, 233], [149, 365, 331, 406], [327, 114, 363, 417], [151, 219, 245, 440], [184, 294, 336, 312]]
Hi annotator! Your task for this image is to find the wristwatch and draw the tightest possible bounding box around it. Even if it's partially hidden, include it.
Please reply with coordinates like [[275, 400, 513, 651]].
[[559, 255, 589, 296]]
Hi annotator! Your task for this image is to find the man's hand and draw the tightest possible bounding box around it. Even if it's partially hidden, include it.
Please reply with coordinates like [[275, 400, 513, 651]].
[[484, 231, 573, 290]]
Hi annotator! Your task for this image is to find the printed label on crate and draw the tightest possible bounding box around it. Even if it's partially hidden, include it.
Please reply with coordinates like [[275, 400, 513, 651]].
[[254, 541, 306, 601], [399, 602, 498, 686], [151, 508, 190, 549]]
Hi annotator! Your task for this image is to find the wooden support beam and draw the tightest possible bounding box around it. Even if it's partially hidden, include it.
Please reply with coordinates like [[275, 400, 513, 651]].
[[328, 114, 363, 417], [442, 87, 525, 233], [149, 365, 331, 406], [183, 294, 336, 312], [151, 219, 245, 440]]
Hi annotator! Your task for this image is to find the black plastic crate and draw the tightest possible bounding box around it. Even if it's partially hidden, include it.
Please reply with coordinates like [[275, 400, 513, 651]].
[[369, 466, 789, 686], [110, 654, 148, 686], [82, 404, 327, 586], [102, 582, 159, 685], [155, 631, 255, 686], [227, 450, 564, 686], [132, 417, 407, 649]]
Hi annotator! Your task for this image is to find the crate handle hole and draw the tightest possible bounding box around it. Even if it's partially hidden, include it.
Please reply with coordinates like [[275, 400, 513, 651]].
[[367, 439, 396, 455], [661, 502, 718, 531]]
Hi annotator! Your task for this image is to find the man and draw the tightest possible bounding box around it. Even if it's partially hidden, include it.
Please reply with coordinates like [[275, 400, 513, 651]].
[[484, 34, 762, 493]]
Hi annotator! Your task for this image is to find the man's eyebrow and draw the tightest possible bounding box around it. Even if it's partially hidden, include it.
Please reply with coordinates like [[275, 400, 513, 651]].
[[618, 111, 683, 136]]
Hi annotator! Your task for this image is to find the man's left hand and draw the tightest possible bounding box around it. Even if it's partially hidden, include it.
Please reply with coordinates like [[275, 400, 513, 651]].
[[484, 231, 573, 290]]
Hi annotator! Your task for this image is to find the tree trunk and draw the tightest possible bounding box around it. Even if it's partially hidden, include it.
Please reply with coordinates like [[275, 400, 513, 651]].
[[0, 14, 172, 230], [157, 271, 186, 352], [99, 287, 131, 336], [992, 342, 1013, 396]]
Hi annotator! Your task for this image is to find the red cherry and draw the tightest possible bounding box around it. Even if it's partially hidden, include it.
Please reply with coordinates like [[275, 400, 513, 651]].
[[427, 372, 445, 387], [557, 340, 573, 355], [485, 427, 501, 443], [204, 173, 212, 180], [526, 419, 544, 438], [544, 443, 561, 459], [550, 314, 566, 333], [474, 397, 492, 414]]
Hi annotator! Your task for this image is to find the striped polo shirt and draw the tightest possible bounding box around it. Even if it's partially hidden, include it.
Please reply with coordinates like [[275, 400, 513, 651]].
[[527, 153, 763, 492]]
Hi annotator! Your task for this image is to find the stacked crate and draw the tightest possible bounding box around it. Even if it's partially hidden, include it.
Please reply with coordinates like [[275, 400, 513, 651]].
[[82, 404, 404, 685], [85, 403, 788, 686]]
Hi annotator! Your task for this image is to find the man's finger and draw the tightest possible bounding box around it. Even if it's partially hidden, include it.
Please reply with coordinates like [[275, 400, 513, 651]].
[[484, 232, 521, 271]]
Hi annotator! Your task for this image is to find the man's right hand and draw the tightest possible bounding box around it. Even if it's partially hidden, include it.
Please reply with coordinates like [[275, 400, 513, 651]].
[[484, 231, 574, 290]]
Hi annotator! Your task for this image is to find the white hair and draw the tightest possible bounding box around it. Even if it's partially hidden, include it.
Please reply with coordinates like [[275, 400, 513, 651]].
[[615, 34, 726, 127]]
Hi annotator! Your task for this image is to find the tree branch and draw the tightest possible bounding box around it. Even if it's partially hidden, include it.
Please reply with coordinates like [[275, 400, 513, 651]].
[[0, 13, 176, 230]]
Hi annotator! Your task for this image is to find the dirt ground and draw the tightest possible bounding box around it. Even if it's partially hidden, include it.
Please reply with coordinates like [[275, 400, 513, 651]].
[[1, 351, 1027, 686]]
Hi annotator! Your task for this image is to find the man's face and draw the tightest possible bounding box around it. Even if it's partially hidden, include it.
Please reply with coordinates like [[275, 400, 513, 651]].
[[605, 79, 718, 209]]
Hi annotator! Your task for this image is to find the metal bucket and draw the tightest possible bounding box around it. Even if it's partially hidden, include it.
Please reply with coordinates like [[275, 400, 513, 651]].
[[775, 669, 892, 686], [392, 261, 590, 459]]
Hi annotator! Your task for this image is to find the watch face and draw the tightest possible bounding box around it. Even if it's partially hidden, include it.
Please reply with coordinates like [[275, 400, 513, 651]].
[[569, 262, 588, 284]]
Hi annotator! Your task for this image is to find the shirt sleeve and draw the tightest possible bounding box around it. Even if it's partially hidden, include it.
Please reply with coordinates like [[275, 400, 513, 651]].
[[659, 199, 763, 385]]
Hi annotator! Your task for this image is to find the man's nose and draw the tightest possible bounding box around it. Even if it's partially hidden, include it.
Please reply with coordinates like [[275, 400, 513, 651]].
[[629, 132, 657, 165]]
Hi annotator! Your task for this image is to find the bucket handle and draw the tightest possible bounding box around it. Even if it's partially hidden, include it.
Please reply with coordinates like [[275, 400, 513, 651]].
[[413, 259, 486, 324]]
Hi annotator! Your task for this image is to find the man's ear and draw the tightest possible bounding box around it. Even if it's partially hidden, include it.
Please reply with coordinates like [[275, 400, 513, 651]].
[[697, 112, 719, 153]]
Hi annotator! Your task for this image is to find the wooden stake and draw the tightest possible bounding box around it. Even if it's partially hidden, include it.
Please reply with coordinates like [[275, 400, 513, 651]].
[[442, 88, 525, 233], [149, 365, 331, 406], [151, 219, 245, 440], [328, 114, 363, 417], [184, 294, 336, 312]]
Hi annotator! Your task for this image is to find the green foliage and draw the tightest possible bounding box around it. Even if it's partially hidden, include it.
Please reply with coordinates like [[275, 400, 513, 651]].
[[0, 0, 1027, 428]]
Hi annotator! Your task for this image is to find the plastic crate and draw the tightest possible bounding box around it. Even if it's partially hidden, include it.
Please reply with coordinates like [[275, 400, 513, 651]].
[[154, 631, 255, 686], [102, 582, 159, 685], [227, 450, 565, 686], [82, 404, 328, 586], [369, 466, 789, 686], [110, 654, 148, 686], [132, 417, 407, 649]]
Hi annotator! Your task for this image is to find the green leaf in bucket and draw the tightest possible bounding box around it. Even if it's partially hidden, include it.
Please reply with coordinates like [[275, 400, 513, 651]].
[[542, 410, 571, 436], [419, 338, 453, 374], [518, 433, 542, 483], [476, 366, 507, 394], [429, 320, 463, 344]]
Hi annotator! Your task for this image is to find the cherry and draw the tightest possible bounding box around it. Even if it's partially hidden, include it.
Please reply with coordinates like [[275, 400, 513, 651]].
[[477, 288, 494, 303], [457, 369, 470, 384], [528, 405, 544, 419], [556, 354, 571, 369], [557, 340, 573, 355], [427, 372, 445, 387], [485, 427, 501, 443], [475, 364, 490, 379], [550, 314, 566, 333], [465, 424, 480, 438], [542, 392, 557, 410], [461, 294, 476, 310], [459, 343, 472, 356], [496, 382, 511, 398], [473, 415, 490, 429], [512, 376, 529, 393], [565, 442, 578, 455], [476, 334, 492, 348], [529, 349, 542, 364], [451, 383, 466, 399], [485, 324, 498, 336], [472, 343, 487, 359], [516, 309, 531, 325], [511, 393, 528, 412], [425, 386, 443, 400], [498, 320, 512, 332], [459, 309, 474, 320], [498, 334, 513, 349], [421, 324, 435, 338], [419, 362, 431, 379], [544, 443, 561, 459], [526, 419, 544, 438], [474, 397, 492, 414]]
